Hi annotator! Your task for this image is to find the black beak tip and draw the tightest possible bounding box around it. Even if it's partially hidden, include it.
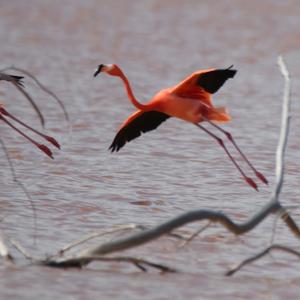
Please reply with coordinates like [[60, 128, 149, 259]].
[[93, 70, 100, 77], [93, 64, 104, 77]]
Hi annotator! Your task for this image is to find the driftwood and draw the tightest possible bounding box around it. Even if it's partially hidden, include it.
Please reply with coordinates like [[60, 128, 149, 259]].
[[1, 56, 299, 274]]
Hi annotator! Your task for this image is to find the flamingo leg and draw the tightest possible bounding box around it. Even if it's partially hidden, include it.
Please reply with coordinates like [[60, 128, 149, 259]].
[[0, 107, 60, 149], [206, 120, 268, 185], [195, 123, 258, 191], [0, 113, 53, 159]]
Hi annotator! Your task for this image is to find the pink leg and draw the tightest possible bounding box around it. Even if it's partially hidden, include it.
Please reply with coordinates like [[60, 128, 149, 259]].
[[195, 123, 258, 191], [206, 120, 268, 185], [0, 107, 60, 149], [0, 114, 53, 159]]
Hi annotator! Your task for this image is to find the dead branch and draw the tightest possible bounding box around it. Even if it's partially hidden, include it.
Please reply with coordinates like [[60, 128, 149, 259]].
[[57, 224, 142, 256], [226, 244, 300, 276], [178, 221, 212, 248], [272, 55, 291, 202], [42, 255, 176, 273]]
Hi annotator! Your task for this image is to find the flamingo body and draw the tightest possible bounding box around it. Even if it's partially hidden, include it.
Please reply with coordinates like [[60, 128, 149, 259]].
[[94, 65, 235, 151]]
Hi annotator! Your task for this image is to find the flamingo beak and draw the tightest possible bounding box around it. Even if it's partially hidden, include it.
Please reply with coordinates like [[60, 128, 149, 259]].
[[93, 64, 104, 77]]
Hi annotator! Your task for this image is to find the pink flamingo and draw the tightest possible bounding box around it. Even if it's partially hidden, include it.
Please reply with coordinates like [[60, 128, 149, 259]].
[[94, 64, 267, 190]]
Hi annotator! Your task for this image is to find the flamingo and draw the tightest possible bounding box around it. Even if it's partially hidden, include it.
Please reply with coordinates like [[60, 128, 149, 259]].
[[0, 74, 60, 158], [94, 64, 267, 190]]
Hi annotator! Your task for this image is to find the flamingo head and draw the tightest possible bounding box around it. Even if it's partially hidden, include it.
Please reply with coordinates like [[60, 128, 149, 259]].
[[93, 64, 121, 77]]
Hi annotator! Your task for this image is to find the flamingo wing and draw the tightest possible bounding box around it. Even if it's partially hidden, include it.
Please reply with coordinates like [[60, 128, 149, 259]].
[[109, 110, 170, 152], [171, 66, 237, 98]]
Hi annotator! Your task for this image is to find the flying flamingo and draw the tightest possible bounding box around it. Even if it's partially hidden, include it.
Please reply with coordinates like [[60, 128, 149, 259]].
[[94, 64, 267, 190], [0, 74, 60, 158]]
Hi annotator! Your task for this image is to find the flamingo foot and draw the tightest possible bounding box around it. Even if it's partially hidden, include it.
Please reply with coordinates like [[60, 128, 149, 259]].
[[37, 144, 53, 159], [245, 177, 258, 191], [45, 135, 60, 149], [255, 171, 268, 185]]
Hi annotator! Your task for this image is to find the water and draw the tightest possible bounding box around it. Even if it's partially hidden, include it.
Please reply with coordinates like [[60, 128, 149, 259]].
[[1, 0, 300, 299]]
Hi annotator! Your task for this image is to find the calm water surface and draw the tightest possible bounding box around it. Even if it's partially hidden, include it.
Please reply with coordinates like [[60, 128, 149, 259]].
[[1, 0, 300, 299]]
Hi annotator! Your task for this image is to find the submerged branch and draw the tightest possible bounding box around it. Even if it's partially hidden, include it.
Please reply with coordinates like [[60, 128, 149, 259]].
[[43, 255, 176, 273]]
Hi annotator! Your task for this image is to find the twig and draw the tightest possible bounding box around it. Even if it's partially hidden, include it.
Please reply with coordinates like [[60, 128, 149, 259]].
[[9, 238, 36, 261], [57, 224, 141, 256], [178, 221, 212, 248], [226, 244, 300, 276]]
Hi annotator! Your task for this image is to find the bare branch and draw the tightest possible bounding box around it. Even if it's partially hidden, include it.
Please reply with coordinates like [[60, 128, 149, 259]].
[[226, 244, 300, 276], [42, 255, 176, 273], [76, 204, 280, 261], [9, 239, 36, 261], [272, 56, 291, 202], [178, 221, 212, 248], [57, 224, 141, 256]]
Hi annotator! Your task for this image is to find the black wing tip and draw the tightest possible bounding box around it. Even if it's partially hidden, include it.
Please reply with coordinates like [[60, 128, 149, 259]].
[[109, 144, 116, 152], [225, 66, 237, 77], [197, 67, 237, 94], [11, 75, 25, 87], [108, 142, 122, 153]]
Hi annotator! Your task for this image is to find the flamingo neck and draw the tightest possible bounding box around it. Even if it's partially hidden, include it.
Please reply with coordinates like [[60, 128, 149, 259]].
[[118, 71, 148, 111]]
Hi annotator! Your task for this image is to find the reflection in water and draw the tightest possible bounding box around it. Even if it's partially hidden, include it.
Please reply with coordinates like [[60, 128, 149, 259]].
[[1, 0, 300, 299]]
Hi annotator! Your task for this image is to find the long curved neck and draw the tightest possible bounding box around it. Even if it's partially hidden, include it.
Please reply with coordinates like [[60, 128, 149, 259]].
[[117, 70, 148, 111]]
